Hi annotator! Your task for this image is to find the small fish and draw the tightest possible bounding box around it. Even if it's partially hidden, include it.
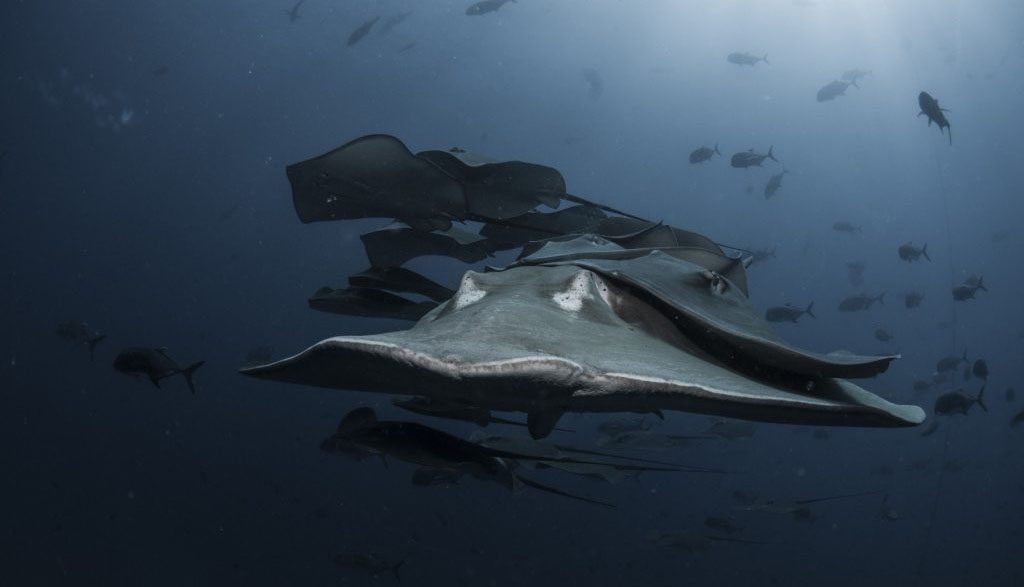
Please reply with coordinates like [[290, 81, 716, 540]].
[[816, 79, 857, 102], [333, 552, 405, 581], [936, 352, 968, 373], [747, 247, 777, 266], [55, 320, 107, 361], [952, 276, 986, 301], [113, 348, 205, 394], [842, 69, 872, 83], [904, 291, 924, 308], [934, 386, 986, 416], [898, 242, 930, 262], [874, 329, 893, 342], [730, 147, 777, 168], [972, 359, 988, 381], [1011, 409, 1024, 427], [918, 91, 952, 145], [765, 302, 815, 323], [726, 52, 768, 66], [466, 0, 516, 16], [347, 16, 380, 47], [689, 143, 721, 164], [286, 0, 306, 23], [838, 292, 884, 312], [764, 169, 788, 199], [832, 222, 862, 234]]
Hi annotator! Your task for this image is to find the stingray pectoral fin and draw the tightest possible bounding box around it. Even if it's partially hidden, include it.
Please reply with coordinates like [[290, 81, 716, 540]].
[[527, 409, 565, 440], [515, 474, 615, 508]]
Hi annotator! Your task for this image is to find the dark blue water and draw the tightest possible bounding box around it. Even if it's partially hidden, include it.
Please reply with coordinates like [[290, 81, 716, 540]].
[[2, 1, 1022, 585]]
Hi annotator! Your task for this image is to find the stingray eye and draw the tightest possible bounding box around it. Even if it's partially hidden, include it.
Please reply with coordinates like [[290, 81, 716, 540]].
[[701, 270, 729, 295]]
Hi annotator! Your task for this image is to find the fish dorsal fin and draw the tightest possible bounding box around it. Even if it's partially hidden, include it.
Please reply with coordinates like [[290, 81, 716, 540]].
[[337, 407, 378, 434], [527, 409, 565, 440]]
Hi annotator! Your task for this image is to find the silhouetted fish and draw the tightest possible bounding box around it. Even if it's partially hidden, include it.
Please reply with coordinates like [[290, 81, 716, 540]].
[[764, 170, 788, 198], [113, 347, 205, 394], [727, 52, 768, 66], [816, 79, 857, 102], [466, 0, 516, 16], [730, 147, 777, 168], [689, 144, 721, 164], [898, 242, 930, 262], [765, 303, 814, 323], [838, 292, 884, 312], [918, 91, 952, 145], [348, 16, 380, 46]]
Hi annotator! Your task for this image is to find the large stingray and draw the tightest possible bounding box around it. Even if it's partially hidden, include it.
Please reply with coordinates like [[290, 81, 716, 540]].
[[247, 135, 924, 438], [244, 251, 922, 438]]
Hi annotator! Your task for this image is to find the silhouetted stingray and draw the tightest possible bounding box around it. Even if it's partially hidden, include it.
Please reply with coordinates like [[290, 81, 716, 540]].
[[348, 267, 454, 302], [322, 408, 619, 507], [308, 287, 437, 321], [244, 135, 924, 439], [285, 134, 629, 231], [360, 222, 492, 268], [393, 396, 572, 432]]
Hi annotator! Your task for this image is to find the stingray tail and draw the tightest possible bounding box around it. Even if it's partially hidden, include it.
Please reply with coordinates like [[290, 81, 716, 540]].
[[87, 334, 106, 361], [515, 474, 615, 509], [179, 361, 205, 394], [975, 385, 988, 413], [795, 489, 883, 505], [947, 126, 952, 145], [805, 302, 815, 319]]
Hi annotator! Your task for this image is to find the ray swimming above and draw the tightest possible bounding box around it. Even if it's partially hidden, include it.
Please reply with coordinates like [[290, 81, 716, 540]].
[[242, 134, 924, 439]]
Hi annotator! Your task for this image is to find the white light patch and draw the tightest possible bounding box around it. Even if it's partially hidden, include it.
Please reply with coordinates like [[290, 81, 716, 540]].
[[453, 274, 487, 310], [552, 271, 593, 312]]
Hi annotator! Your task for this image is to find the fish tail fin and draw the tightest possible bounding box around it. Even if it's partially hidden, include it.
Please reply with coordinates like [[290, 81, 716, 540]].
[[805, 302, 815, 319], [767, 145, 777, 162], [922, 243, 930, 261], [976, 385, 988, 412], [762, 54, 769, 64], [87, 334, 106, 361], [180, 361, 205, 394], [962, 350, 969, 363], [714, 143, 721, 156], [392, 560, 406, 582], [877, 291, 886, 305], [978, 276, 987, 291], [851, 79, 859, 89]]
